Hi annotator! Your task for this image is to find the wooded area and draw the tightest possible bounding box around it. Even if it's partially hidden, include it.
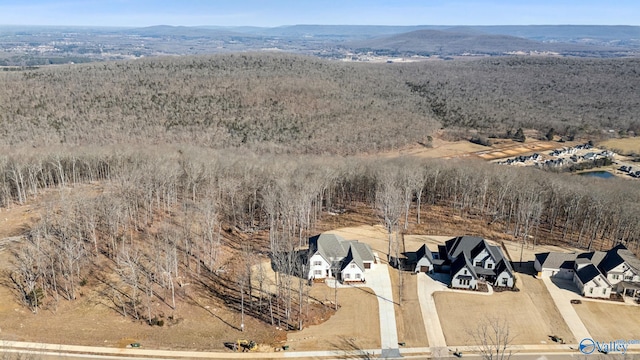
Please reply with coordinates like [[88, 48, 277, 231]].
[[2, 53, 640, 332], [1, 54, 640, 153], [4, 147, 640, 328]]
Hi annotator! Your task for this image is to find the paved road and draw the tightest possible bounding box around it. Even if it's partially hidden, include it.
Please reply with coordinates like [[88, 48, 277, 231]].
[[542, 277, 592, 343], [2, 338, 639, 359]]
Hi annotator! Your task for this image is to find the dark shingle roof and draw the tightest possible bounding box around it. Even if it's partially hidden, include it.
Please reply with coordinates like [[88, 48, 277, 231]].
[[445, 236, 485, 260], [416, 244, 433, 262], [599, 244, 640, 274], [451, 255, 477, 278], [576, 264, 604, 284]]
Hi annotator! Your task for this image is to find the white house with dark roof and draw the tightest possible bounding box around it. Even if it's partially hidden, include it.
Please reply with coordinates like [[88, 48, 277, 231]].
[[535, 244, 640, 298], [307, 233, 375, 283], [437, 236, 514, 289], [451, 256, 478, 289], [573, 261, 611, 299]]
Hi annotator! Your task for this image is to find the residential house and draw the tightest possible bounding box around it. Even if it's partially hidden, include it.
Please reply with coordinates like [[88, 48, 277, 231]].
[[535, 244, 640, 298], [451, 256, 478, 290], [414, 244, 434, 273], [307, 233, 375, 283], [437, 236, 515, 289], [573, 260, 611, 299]]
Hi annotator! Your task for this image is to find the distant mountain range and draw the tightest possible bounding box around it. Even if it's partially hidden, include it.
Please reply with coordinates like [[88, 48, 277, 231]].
[[0, 24, 638, 66], [342, 28, 619, 56]]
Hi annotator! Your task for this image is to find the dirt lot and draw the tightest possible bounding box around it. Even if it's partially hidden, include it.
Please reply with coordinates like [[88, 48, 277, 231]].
[[285, 285, 380, 351], [599, 137, 640, 155], [574, 301, 640, 341], [391, 266, 429, 348], [434, 274, 575, 346], [374, 138, 569, 161]]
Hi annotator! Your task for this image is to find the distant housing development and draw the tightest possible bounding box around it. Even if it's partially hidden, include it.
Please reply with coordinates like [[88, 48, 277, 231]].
[[412, 236, 515, 290], [535, 244, 640, 299], [307, 233, 376, 283]]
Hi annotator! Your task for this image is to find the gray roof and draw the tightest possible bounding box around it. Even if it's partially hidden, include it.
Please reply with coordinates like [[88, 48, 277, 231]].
[[341, 245, 365, 271], [487, 245, 507, 264], [536, 252, 578, 270], [349, 241, 375, 262], [576, 264, 606, 285], [599, 244, 640, 274], [309, 233, 375, 270], [311, 233, 348, 262], [577, 251, 607, 267]]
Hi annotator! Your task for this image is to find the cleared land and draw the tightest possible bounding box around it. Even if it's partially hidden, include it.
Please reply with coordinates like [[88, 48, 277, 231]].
[[285, 286, 381, 351], [574, 301, 640, 341], [434, 274, 575, 346], [599, 137, 640, 155]]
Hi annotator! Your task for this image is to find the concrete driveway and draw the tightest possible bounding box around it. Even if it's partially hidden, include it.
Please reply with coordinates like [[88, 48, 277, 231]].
[[542, 277, 591, 343], [327, 261, 400, 358], [417, 273, 448, 357]]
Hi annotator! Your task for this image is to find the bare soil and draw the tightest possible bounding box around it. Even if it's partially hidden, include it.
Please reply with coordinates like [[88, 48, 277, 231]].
[[285, 285, 380, 352], [434, 274, 575, 346], [599, 137, 640, 156], [573, 301, 640, 341]]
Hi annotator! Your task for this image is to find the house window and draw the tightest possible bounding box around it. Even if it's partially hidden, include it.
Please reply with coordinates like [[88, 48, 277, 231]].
[[463, 269, 467, 275], [344, 273, 350, 279], [625, 276, 633, 281], [502, 278, 508, 286], [355, 273, 361, 279], [460, 279, 470, 286], [350, 264, 356, 269], [314, 270, 322, 275], [313, 261, 322, 266], [589, 288, 593, 294], [475, 261, 482, 267], [602, 288, 607, 295], [487, 263, 493, 269], [612, 274, 620, 280]]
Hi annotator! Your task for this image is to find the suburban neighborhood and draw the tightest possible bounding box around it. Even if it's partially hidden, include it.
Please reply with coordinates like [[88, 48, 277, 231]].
[[299, 229, 640, 358]]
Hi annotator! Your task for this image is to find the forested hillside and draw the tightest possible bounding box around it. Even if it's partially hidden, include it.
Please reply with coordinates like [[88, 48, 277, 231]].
[[1, 54, 640, 154], [3, 51, 640, 337]]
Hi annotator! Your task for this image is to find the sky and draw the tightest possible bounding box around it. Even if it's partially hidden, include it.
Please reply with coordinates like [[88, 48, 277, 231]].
[[0, 0, 638, 27]]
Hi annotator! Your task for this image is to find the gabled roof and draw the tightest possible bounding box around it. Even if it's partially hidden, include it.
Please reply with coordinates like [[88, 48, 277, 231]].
[[349, 241, 375, 262], [309, 233, 375, 270], [599, 244, 640, 274], [341, 245, 365, 271], [445, 236, 485, 260], [416, 244, 434, 263], [487, 245, 506, 264], [310, 233, 348, 262], [576, 264, 608, 286], [495, 259, 514, 276], [451, 255, 477, 278], [577, 251, 607, 267], [536, 252, 578, 270]]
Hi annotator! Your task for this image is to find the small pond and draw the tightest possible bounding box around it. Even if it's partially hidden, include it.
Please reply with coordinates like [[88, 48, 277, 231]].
[[579, 171, 615, 179]]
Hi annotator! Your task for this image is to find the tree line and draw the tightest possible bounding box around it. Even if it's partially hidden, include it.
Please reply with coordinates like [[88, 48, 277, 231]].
[[5, 147, 640, 329]]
